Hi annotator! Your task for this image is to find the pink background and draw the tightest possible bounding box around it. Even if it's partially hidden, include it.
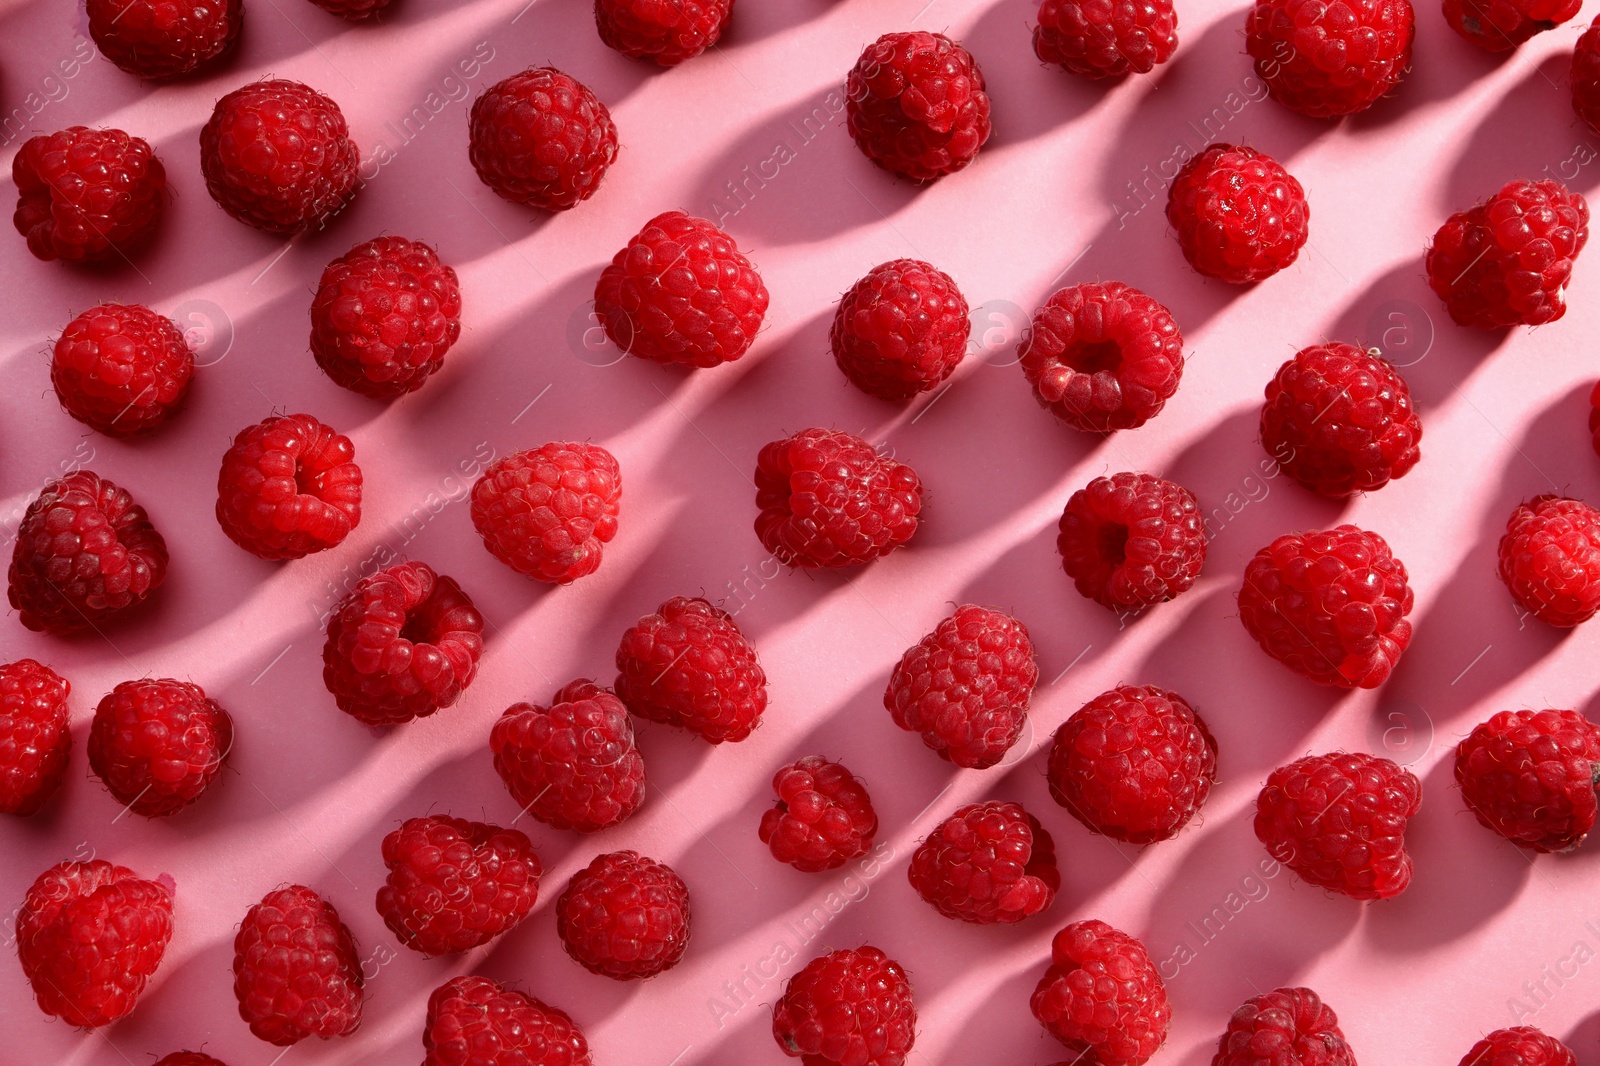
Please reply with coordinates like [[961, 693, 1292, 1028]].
[[3, 0, 1600, 1062]]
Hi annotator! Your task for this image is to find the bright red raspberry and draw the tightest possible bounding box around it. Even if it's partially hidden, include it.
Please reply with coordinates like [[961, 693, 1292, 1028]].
[[469, 67, 618, 210], [0, 660, 70, 816], [306, 0, 392, 18], [1167, 144, 1309, 284], [847, 32, 991, 182], [1238, 525, 1413, 688], [1247, 0, 1413, 117], [759, 756, 878, 872], [1498, 496, 1600, 627], [471, 443, 621, 584], [595, 211, 768, 367], [614, 596, 766, 742], [17, 860, 173, 1028], [595, 0, 731, 64], [424, 975, 591, 1066], [233, 885, 362, 1045], [322, 562, 484, 725], [1575, 18, 1600, 134], [1017, 281, 1184, 432], [1427, 179, 1589, 328], [376, 815, 540, 955], [909, 801, 1058, 923], [87, 0, 241, 78], [1033, 0, 1179, 78], [831, 259, 970, 401], [1031, 919, 1170, 1066], [88, 678, 233, 817], [13, 127, 166, 263], [217, 414, 361, 560], [1058, 472, 1205, 611], [154, 1054, 229, 1066], [557, 850, 691, 979], [1444, 0, 1577, 47], [773, 946, 916, 1066], [1212, 987, 1353, 1066], [491, 680, 646, 833], [1049, 685, 1217, 843], [51, 303, 192, 437], [1455, 709, 1600, 852], [200, 80, 360, 234], [9, 471, 168, 635], [1459, 1027, 1577, 1066], [755, 428, 923, 568]]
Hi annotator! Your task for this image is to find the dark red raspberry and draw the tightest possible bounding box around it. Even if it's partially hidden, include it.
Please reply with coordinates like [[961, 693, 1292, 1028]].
[[233, 884, 362, 1046], [759, 756, 878, 872], [1427, 179, 1589, 328], [1444, 0, 1578, 48], [755, 428, 923, 568], [1033, 0, 1179, 78], [909, 801, 1058, 923], [847, 32, 991, 182], [306, 0, 392, 19], [423, 975, 591, 1066], [831, 259, 970, 401], [13, 127, 166, 264], [322, 561, 484, 725], [1049, 684, 1217, 844], [1058, 472, 1205, 611], [311, 236, 463, 398], [1238, 525, 1413, 688], [469, 67, 618, 211], [1247, 0, 1414, 117], [216, 414, 362, 561], [87, 0, 241, 78], [1017, 281, 1184, 433], [17, 860, 173, 1028], [1455, 708, 1600, 852], [1459, 1027, 1577, 1066], [1575, 18, 1600, 134], [376, 815, 540, 955], [9, 471, 168, 635], [595, 211, 768, 368], [1255, 751, 1421, 899], [614, 596, 766, 743], [1167, 144, 1309, 285], [51, 303, 192, 437], [884, 604, 1037, 769], [491, 680, 646, 833], [1031, 919, 1170, 1066], [1212, 987, 1353, 1066], [773, 946, 916, 1066], [595, 0, 731, 65], [154, 1054, 229, 1066], [200, 80, 360, 234], [88, 678, 232, 817], [557, 850, 691, 979], [471, 443, 621, 584], [0, 660, 70, 816], [1498, 496, 1600, 627]]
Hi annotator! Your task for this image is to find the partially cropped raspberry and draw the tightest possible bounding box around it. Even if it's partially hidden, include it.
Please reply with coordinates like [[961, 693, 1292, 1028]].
[[1459, 1027, 1577, 1066], [1031, 919, 1170, 1066], [773, 946, 916, 1066], [154, 1054, 229, 1066], [306, 0, 393, 19], [52, 304, 192, 437], [557, 851, 691, 979], [759, 756, 878, 872], [1444, 0, 1578, 48], [847, 32, 992, 182], [1591, 380, 1600, 456], [832, 259, 970, 401], [87, 0, 241, 78], [1247, 0, 1414, 117], [1427, 179, 1589, 328], [471, 443, 621, 584], [1033, 0, 1179, 78], [9, 471, 169, 635], [595, 0, 732, 64], [1238, 525, 1413, 688], [217, 414, 361, 560], [1575, 19, 1600, 134], [424, 975, 591, 1066], [1212, 987, 1354, 1066], [614, 596, 766, 742], [1058, 472, 1205, 611], [14, 127, 166, 263], [17, 860, 173, 1028], [377, 815, 540, 955], [0, 660, 70, 816], [233, 885, 362, 1046], [1498, 496, 1600, 627], [1256, 751, 1421, 899], [909, 801, 1058, 923], [470, 67, 618, 210], [88, 678, 232, 817], [595, 211, 768, 367], [1455, 709, 1600, 852], [1167, 144, 1309, 284], [322, 562, 484, 725], [491, 680, 647, 833], [755, 428, 923, 568]]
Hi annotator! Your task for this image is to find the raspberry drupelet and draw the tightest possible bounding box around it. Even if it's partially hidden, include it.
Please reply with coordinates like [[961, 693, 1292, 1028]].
[[614, 596, 767, 742], [909, 801, 1058, 923], [87, 0, 241, 78], [233, 885, 362, 1045], [471, 443, 622, 584], [1444, 0, 1579, 49], [595, 0, 732, 65], [759, 756, 878, 872], [1033, 0, 1179, 78], [14, 127, 166, 264], [773, 946, 916, 1066], [831, 259, 970, 401], [217, 414, 362, 560], [1455, 709, 1600, 852], [846, 32, 992, 182], [1498, 496, 1600, 627], [1167, 143, 1309, 284], [1212, 987, 1355, 1066], [470, 67, 618, 211], [1246, 0, 1414, 117], [1031, 919, 1170, 1066], [755, 429, 923, 568], [557, 850, 692, 979], [0, 660, 71, 816], [423, 975, 591, 1066], [88, 678, 233, 817], [1458, 1027, 1577, 1066], [51, 304, 193, 437], [1058, 472, 1206, 611], [376, 815, 540, 955]]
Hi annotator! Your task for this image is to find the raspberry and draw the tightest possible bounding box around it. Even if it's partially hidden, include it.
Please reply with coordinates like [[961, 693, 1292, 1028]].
[[51, 303, 193, 437], [1498, 496, 1600, 627], [831, 259, 970, 401], [469, 68, 618, 211], [87, 0, 241, 78], [0, 660, 71, 816], [306, 0, 392, 18], [1591, 380, 1600, 456], [88, 678, 233, 817], [200, 80, 360, 234], [471, 443, 621, 584], [614, 596, 766, 743], [1048, 684, 1217, 843], [216, 414, 362, 560], [13, 127, 166, 264], [423, 975, 591, 1066], [311, 236, 463, 398], [595, 0, 731, 64], [1030, 919, 1170, 1066], [1211, 987, 1353, 1066], [1443, 0, 1578, 48], [909, 801, 1058, 923], [1455, 708, 1600, 852], [154, 1055, 228, 1066], [233, 885, 362, 1045], [773, 946, 916, 1066], [759, 756, 878, 872], [847, 32, 991, 182], [557, 850, 691, 979], [1017, 281, 1184, 432], [8, 471, 168, 635], [1166, 144, 1309, 284], [1255, 751, 1421, 899], [884, 604, 1037, 769], [1058, 472, 1205, 610], [1246, 0, 1414, 117], [1427, 179, 1589, 328], [754, 428, 923, 568], [1575, 18, 1600, 134], [1459, 1028, 1577, 1066], [1033, 0, 1179, 78], [377, 815, 540, 955], [491, 680, 646, 833], [594, 211, 768, 368], [322, 562, 484, 725], [1237, 525, 1413, 688], [17, 860, 173, 1028]]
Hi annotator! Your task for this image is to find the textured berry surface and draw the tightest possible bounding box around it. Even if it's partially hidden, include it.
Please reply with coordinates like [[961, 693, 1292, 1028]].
[[471, 443, 621, 583], [1058, 472, 1205, 610], [14, 126, 166, 263], [759, 756, 878, 872], [52, 303, 192, 437], [595, 0, 732, 65], [233, 885, 362, 1045], [615, 596, 767, 743], [217, 413, 362, 560], [1247, 0, 1414, 117], [470, 67, 617, 210], [557, 850, 691, 979], [846, 31, 991, 182], [377, 815, 540, 955], [832, 259, 970, 401], [87, 0, 241, 77], [0, 660, 71, 816], [306, 0, 393, 18], [773, 946, 916, 1066], [909, 801, 1058, 923], [1498, 496, 1600, 627], [88, 678, 232, 817], [1443, 0, 1579, 48], [1211, 987, 1354, 1066], [1458, 1027, 1577, 1066], [1167, 143, 1309, 284], [755, 428, 923, 568], [153, 1054, 229, 1066], [1455, 708, 1600, 852], [1033, 0, 1179, 78], [1576, 18, 1600, 134], [424, 975, 591, 1066], [1030, 919, 1170, 1066]]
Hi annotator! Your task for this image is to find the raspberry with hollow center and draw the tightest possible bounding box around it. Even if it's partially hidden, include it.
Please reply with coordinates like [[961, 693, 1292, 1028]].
[[1458, 1027, 1577, 1066], [0, 660, 71, 816], [1444, 0, 1578, 48], [1031, 919, 1170, 1066], [424, 975, 591, 1066], [1455, 708, 1600, 852], [1167, 143, 1309, 284], [233, 884, 362, 1046], [14, 126, 166, 264], [909, 801, 1058, 924], [1247, 0, 1414, 117], [557, 850, 692, 980], [832, 259, 971, 401], [1033, 0, 1179, 78], [847, 31, 992, 182], [88, 678, 233, 817], [759, 756, 878, 872], [376, 815, 540, 955], [87, 0, 241, 78], [52, 303, 193, 437], [755, 428, 923, 568], [470, 67, 618, 211], [595, 0, 732, 65], [614, 596, 767, 742], [1212, 987, 1354, 1066], [773, 946, 916, 1066], [1058, 472, 1205, 611], [471, 442, 622, 584], [1498, 496, 1600, 627], [217, 413, 362, 560]]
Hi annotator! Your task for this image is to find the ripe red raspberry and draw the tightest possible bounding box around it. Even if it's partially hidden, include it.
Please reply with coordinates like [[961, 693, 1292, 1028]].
[[87, 0, 241, 78], [1427, 179, 1589, 328], [1017, 281, 1184, 432], [1238, 525, 1413, 688], [1459, 1028, 1576, 1066], [614, 596, 766, 743], [884, 604, 1037, 769], [17, 860, 173, 1028], [471, 443, 621, 584], [831, 259, 970, 401], [1444, 0, 1577, 48], [1031, 919, 1170, 1066], [154, 1054, 229, 1066], [1032, 0, 1179, 78], [13, 127, 166, 263], [1591, 380, 1600, 456], [1455, 709, 1600, 852], [773, 946, 916, 1066], [759, 756, 878, 872], [322, 562, 484, 725], [216, 414, 362, 560], [0, 660, 70, 816], [1498, 496, 1600, 627], [1575, 18, 1600, 134], [88, 678, 232, 817], [557, 850, 691, 979], [847, 32, 991, 182], [1247, 0, 1413, 117], [909, 801, 1058, 923], [51, 303, 193, 437], [469, 67, 618, 211], [1256, 751, 1421, 899], [377, 815, 540, 955], [755, 428, 923, 568], [306, 0, 392, 18], [1058, 472, 1205, 611], [1167, 144, 1309, 284], [200, 80, 360, 234], [595, 0, 731, 64], [424, 975, 591, 1066], [9, 471, 168, 635], [233, 885, 362, 1045], [1212, 987, 1353, 1066], [491, 680, 646, 833]]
